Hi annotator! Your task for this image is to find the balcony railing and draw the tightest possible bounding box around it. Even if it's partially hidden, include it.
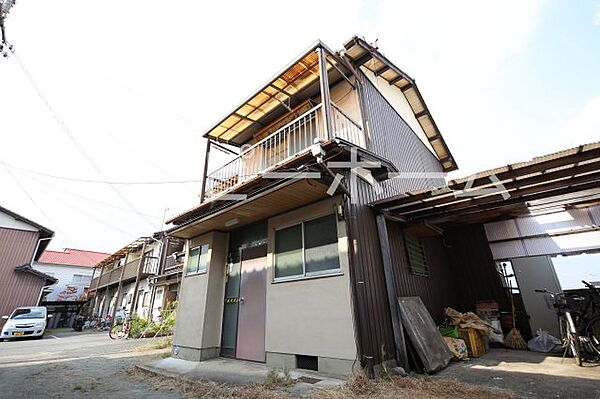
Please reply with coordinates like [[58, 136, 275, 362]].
[[90, 256, 160, 289], [204, 102, 365, 200]]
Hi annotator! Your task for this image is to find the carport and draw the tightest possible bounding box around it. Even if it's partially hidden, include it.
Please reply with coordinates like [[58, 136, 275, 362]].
[[370, 142, 600, 363]]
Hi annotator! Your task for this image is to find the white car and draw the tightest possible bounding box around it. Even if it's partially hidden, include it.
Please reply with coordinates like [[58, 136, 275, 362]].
[[1, 306, 50, 341]]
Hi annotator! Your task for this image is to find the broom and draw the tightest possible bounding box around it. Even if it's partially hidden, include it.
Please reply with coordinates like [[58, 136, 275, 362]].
[[503, 265, 527, 350]]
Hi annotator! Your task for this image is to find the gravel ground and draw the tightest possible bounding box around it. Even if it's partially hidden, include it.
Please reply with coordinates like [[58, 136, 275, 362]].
[[0, 332, 184, 399]]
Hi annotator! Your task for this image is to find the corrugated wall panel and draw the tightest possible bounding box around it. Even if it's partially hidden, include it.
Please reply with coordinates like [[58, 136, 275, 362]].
[[0, 228, 44, 328], [358, 72, 445, 200], [344, 74, 451, 366], [386, 221, 458, 323]]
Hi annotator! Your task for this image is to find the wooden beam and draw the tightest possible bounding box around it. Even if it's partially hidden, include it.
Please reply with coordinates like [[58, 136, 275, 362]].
[[376, 214, 409, 370], [412, 175, 600, 223], [388, 75, 405, 86], [375, 148, 600, 210], [374, 64, 391, 76], [109, 251, 130, 328], [392, 160, 600, 215], [129, 242, 148, 317]]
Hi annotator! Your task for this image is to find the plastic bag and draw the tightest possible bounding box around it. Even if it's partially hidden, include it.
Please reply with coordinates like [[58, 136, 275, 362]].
[[488, 320, 504, 344], [527, 329, 561, 353]]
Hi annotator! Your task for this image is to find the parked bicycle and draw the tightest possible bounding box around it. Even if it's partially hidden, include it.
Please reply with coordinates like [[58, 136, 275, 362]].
[[109, 307, 131, 340], [535, 288, 582, 366], [571, 280, 600, 358]]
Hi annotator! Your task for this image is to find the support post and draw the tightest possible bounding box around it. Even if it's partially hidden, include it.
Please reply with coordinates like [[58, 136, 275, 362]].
[[376, 214, 409, 370], [129, 242, 148, 318], [200, 140, 212, 202], [317, 47, 333, 139], [109, 251, 130, 328]]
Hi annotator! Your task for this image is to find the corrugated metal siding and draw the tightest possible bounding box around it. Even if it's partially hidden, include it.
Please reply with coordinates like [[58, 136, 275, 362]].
[[386, 221, 458, 323], [343, 75, 452, 366], [358, 72, 445, 200], [444, 225, 509, 311], [0, 228, 44, 327]]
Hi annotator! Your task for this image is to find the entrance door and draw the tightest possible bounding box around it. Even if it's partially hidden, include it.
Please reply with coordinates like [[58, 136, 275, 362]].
[[235, 245, 267, 362]]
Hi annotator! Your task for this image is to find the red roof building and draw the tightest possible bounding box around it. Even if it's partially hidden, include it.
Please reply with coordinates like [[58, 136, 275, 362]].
[[39, 248, 111, 268]]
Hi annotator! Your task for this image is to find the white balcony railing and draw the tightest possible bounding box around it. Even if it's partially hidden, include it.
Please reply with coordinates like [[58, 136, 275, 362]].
[[204, 102, 364, 200]]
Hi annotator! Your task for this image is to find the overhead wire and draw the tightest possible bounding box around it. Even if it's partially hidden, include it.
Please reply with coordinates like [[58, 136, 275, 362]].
[[10, 51, 159, 230]]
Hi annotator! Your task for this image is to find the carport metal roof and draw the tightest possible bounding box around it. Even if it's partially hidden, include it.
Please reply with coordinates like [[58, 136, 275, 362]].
[[370, 142, 600, 228]]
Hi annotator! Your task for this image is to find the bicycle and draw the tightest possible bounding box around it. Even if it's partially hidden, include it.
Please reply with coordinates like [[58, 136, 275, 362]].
[[109, 309, 131, 340], [571, 280, 600, 358], [535, 288, 582, 366]]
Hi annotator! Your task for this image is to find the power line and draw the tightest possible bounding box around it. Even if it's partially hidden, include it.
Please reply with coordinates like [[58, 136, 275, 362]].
[[11, 51, 159, 230], [15, 170, 163, 220], [2, 161, 203, 185]]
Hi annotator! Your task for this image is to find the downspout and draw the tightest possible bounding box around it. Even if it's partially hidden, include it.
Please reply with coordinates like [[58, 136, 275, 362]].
[[32, 237, 53, 306]]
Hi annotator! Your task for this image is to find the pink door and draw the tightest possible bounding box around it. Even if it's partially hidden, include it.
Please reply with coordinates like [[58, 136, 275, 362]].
[[235, 245, 267, 362]]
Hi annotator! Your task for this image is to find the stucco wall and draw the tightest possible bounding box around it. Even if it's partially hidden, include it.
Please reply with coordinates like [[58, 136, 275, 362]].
[[265, 197, 357, 362], [173, 231, 228, 359]]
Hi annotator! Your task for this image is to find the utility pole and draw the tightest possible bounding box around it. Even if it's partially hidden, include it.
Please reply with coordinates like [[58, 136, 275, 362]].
[[0, 0, 16, 58]]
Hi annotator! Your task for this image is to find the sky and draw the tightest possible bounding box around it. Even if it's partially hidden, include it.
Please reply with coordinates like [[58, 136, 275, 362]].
[[1, 0, 599, 255]]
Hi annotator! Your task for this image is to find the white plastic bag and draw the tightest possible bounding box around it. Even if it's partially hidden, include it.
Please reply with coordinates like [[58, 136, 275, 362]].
[[527, 329, 561, 353], [488, 320, 504, 344]]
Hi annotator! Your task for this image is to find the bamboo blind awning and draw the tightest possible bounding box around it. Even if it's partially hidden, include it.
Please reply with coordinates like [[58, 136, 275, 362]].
[[343, 36, 458, 172], [204, 44, 330, 146]]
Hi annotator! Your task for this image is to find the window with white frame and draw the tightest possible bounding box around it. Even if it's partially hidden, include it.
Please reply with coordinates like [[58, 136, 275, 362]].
[[274, 214, 340, 280], [186, 244, 209, 275]]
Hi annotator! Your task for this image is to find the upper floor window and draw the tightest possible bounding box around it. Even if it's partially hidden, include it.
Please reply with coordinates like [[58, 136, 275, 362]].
[[404, 233, 429, 277], [186, 244, 209, 276], [274, 214, 340, 280], [72, 274, 92, 285]]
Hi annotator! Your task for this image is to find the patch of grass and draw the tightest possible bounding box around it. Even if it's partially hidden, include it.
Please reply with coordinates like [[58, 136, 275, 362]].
[[262, 369, 295, 389]]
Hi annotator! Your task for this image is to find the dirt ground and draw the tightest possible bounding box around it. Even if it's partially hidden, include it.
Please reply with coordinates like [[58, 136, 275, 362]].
[[1, 333, 598, 399], [0, 332, 183, 399]]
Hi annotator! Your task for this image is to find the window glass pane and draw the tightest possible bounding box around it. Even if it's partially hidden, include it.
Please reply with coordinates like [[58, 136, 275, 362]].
[[275, 224, 303, 278], [186, 247, 199, 274], [198, 244, 209, 273], [304, 214, 340, 273]]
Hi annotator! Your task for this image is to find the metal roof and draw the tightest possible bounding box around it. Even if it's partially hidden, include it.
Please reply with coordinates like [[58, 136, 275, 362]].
[[370, 142, 600, 227], [343, 36, 457, 172], [39, 248, 111, 268], [203, 41, 335, 145], [93, 236, 155, 269]]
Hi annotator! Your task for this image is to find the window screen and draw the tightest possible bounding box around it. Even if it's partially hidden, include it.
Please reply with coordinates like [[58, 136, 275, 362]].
[[274, 224, 303, 278], [405, 234, 429, 277], [304, 214, 340, 273]]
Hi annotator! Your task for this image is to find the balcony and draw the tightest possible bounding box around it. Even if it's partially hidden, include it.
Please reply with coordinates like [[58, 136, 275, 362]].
[[90, 256, 159, 289], [204, 102, 364, 200]]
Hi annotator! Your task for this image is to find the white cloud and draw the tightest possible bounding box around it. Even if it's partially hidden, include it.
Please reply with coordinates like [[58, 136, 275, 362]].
[[568, 96, 600, 143], [595, 7, 600, 26]]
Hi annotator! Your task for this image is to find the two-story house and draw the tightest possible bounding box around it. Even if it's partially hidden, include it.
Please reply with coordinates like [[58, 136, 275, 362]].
[[164, 36, 456, 377], [34, 248, 110, 328], [0, 205, 57, 329], [88, 232, 184, 322]]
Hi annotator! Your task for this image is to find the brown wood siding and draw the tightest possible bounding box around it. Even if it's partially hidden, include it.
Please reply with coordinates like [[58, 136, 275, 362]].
[[0, 228, 44, 328], [386, 221, 458, 323]]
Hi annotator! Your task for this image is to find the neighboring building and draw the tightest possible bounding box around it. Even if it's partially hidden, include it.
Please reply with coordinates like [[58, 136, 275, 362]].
[[88, 232, 184, 322], [0, 205, 57, 328], [164, 36, 457, 376], [33, 248, 110, 328]]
